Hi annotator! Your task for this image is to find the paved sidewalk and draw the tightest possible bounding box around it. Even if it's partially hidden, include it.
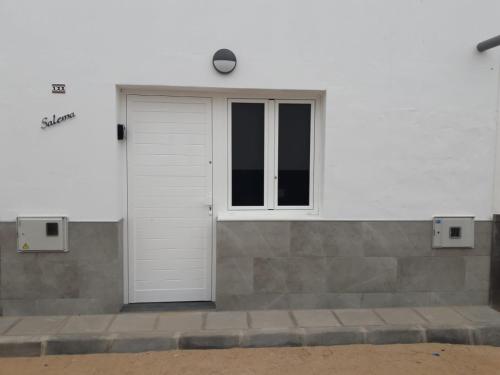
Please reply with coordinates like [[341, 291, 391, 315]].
[[1, 305, 500, 357]]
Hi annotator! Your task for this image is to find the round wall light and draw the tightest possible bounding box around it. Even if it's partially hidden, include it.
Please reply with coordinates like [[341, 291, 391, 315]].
[[212, 49, 237, 74]]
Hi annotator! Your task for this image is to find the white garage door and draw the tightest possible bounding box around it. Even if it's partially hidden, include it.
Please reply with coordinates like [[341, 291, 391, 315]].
[[127, 95, 213, 303]]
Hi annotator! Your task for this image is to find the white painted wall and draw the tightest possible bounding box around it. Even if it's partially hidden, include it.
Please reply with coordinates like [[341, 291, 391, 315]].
[[1, 0, 500, 221]]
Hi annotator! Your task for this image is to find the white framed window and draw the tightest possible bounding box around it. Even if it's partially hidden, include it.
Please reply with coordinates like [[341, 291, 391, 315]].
[[228, 99, 315, 211]]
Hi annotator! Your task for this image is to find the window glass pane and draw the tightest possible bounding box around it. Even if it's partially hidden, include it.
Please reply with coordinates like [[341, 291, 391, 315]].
[[278, 103, 311, 206], [231, 102, 265, 206]]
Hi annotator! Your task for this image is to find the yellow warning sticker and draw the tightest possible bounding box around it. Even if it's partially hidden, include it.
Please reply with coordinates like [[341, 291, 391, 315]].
[[22, 242, 30, 250]]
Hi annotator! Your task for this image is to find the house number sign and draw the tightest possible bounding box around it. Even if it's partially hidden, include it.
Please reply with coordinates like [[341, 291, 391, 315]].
[[41, 112, 76, 129]]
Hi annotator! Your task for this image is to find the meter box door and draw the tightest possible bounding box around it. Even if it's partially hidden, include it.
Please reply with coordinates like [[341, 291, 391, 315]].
[[17, 217, 68, 252], [432, 216, 474, 249]]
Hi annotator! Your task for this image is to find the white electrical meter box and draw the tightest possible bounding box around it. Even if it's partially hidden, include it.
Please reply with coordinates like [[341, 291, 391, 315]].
[[432, 216, 474, 249], [17, 217, 68, 252]]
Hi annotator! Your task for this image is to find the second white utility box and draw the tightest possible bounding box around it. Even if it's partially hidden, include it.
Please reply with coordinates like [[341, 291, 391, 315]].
[[17, 217, 68, 252], [432, 216, 474, 249]]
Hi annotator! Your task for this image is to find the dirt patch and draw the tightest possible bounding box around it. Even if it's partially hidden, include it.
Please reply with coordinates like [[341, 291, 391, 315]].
[[0, 344, 499, 375]]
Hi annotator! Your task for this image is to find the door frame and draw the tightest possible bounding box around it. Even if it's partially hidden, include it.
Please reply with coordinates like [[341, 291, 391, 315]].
[[118, 87, 324, 305], [120, 91, 214, 304]]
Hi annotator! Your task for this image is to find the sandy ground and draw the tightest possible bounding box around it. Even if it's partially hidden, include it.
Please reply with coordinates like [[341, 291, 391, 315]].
[[0, 344, 499, 375]]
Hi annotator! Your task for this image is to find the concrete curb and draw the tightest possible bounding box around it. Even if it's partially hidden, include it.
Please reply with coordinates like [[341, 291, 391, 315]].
[[2, 324, 500, 357]]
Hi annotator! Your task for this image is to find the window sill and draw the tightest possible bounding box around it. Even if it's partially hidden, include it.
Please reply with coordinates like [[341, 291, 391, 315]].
[[216, 212, 327, 222]]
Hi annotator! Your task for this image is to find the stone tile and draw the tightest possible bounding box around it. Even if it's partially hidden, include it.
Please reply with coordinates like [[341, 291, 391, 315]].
[[59, 314, 114, 334], [0, 221, 123, 316], [206, 312, 248, 330], [216, 257, 253, 295], [292, 310, 341, 328], [289, 293, 362, 309], [398, 257, 465, 292], [453, 306, 500, 324], [290, 222, 364, 257], [69, 222, 121, 262], [476, 222, 493, 255], [327, 257, 397, 293], [287, 257, 327, 293], [465, 256, 490, 291], [215, 294, 289, 311], [415, 306, 470, 325], [375, 308, 426, 325], [334, 309, 384, 326], [216, 221, 290, 258], [362, 221, 431, 257], [361, 292, 431, 308], [430, 291, 489, 306], [0, 317, 19, 334], [108, 313, 158, 333], [254, 258, 288, 293], [157, 312, 204, 332], [249, 310, 295, 329], [6, 316, 67, 336]]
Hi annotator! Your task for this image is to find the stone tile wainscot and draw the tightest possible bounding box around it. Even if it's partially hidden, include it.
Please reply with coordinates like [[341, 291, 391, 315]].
[[216, 220, 492, 310]]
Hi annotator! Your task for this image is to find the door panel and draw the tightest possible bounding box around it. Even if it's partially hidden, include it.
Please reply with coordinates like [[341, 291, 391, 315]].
[[127, 95, 212, 303]]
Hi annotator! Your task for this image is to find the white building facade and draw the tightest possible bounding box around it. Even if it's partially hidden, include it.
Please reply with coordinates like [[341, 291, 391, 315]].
[[1, 0, 500, 315]]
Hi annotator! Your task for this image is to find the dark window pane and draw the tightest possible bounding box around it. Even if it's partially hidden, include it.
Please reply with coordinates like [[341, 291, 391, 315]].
[[232, 102, 265, 206], [278, 103, 311, 206]]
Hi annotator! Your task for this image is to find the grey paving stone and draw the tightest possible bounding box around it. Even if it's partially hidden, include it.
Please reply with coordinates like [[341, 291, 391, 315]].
[[304, 327, 365, 346], [5, 316, 67, 336], [0, 336, 42, 357], [292, 310, 341, 328], [206, 312, 248, 330], [108, 313, 158, 333], [415, 307, 470, 325], [453, 306, 500, 324], [366, 326, 425, 345], [334, 309, 385, 326], [157, 312, 204, 332], [110, 334, 178, 353], [241, 328, 303, 348], [59, 315, 114, 334], [425, 326, 472, 344], [375, 308, 426, 325], [249, 311, 295, 329], [472, 325, 500, 346], [45, 335, 112, 355], [0, 317, 19, 334], [178, 330, 241, 349]]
